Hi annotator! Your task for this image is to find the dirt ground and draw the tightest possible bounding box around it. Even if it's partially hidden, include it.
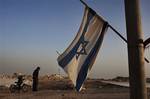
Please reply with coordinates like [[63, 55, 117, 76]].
[[0, 89, 129, 99], [0, 78, 150, 99]]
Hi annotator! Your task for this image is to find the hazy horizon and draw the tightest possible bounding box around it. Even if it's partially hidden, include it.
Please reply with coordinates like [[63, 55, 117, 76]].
[[0, 0, 150, 78]]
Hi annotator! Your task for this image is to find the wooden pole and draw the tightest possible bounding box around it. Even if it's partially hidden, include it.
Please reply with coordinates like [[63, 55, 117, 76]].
[[124, 0, 147, 99]]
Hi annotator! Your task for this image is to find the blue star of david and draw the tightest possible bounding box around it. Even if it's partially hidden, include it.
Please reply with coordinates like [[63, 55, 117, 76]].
[[76, 40, 89, 59]]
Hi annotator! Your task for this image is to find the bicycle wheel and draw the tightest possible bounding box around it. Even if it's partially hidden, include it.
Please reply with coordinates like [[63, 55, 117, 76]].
[[22, 84, 29, 92], [9, 84, 16, 93]]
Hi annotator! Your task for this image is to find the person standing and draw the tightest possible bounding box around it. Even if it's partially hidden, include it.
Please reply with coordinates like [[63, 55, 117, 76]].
[[32, 67, 40, 91]]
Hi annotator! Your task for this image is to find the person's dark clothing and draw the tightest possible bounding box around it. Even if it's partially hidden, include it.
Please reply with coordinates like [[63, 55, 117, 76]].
[[32, 67, 40, 91], [16, 76, 23, 90]]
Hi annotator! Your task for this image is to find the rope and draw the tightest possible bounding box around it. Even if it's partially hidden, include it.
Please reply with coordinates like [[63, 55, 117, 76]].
[[80, 0, 149, 63], [108, 24, 149, 63], [108, 24, 127, 43]]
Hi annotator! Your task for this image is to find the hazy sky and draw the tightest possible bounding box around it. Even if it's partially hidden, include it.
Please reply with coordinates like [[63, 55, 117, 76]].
[[0, 0, 150, 78]]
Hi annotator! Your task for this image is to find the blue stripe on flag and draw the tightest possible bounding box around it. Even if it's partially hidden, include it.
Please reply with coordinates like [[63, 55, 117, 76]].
[[58, 37, 82, 67], [58, 9, 96, 68], [75, 22, 108, 91]]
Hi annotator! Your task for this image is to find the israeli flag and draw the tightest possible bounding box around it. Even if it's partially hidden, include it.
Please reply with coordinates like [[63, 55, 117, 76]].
[[57, 6, 108, 91]]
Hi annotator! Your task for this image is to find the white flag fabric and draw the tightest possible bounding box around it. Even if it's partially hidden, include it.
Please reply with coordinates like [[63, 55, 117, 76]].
[[57, 6, 108, 91]]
